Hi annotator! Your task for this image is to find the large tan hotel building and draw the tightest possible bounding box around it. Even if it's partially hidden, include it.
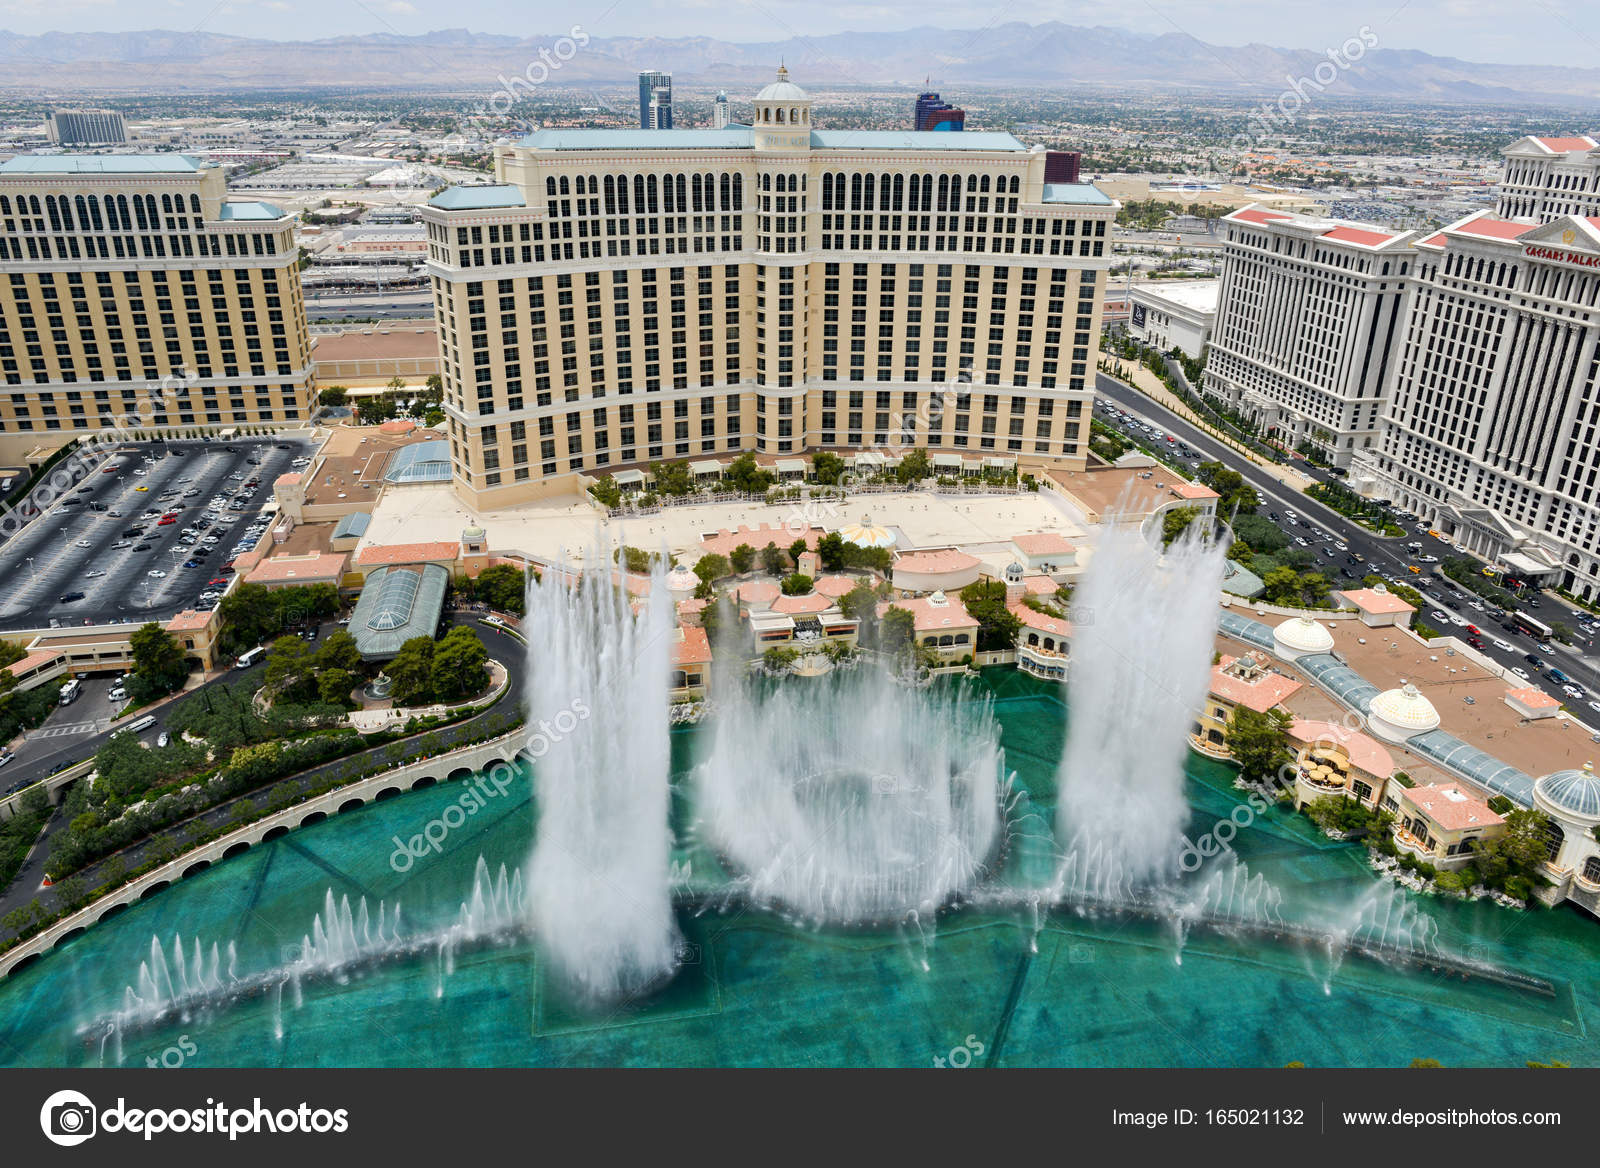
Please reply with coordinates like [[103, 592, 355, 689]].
[[0, 154, 313, 453], [421, 68, 1117, 508]]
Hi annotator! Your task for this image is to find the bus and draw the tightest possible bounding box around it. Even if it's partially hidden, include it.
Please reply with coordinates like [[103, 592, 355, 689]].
[[58, 678, 81, 706], [235, 645, 267, 669], [121, 715, 157, 735], [1513, 612, 1553, 642]]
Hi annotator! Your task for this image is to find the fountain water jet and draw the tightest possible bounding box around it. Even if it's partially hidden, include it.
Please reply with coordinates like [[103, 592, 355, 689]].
[[1055, 520, 1227, 896], [523, 549, 680, 1002], [696, 668, 1009, 924]]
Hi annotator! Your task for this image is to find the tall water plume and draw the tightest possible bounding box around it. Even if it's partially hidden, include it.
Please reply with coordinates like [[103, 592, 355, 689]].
[[524, 551, 680, 1001], [1056, 519, 1227, 895], [697, 667, 1009, 924]]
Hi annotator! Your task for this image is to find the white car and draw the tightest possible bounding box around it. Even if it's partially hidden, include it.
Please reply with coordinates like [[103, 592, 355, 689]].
[[1451, 543, 1469, 554], [1418, 554, 1440, 563], [1564, 685, 1586, 699], [1431, 610, 1451, 623], [1448, 614, 1469, 627], [1334, 542, 1348, 552], [84, 570, 105, 579], [107, 687, 126, 701], [1513, 667, 1531, 679], [74, 539, 92, 548], [147, 569, 166, 579], [1590, 701, 1600, 715], [156, 731, 170, 748], [1539, 642, 1556, 654], [132, 469, 146, 477], [1494, 638, 1515, 652], [1295, 537, 1308, 546]]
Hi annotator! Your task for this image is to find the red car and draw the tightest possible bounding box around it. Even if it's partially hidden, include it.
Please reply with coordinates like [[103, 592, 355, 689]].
[[157, 516, 176, 526]]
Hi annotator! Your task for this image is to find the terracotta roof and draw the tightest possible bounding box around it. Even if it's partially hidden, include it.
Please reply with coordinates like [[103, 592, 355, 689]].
[[275, 472, 302, 486], [357, 540, 460, 567], [812, 573, 860, 598], [878, 594, 977, 633], [8, 648, 63, 673], [1403, 783, 1504, 832], [1288, 718, 1393, 779], [1231, 207, 1293, 225], [676, 597, 709, 615], [1172, 481, 1220, 500], [1009, 602, 1072, 638], [1339, 587, 1417, 615], [1011, 532, 1076, 556], [1535, 135, 1598, 153], [1321, 225, 1396, 247], [1022, 574, 1058, 595], [1427, 215, 1536, 247], [163, 610, 213, 634], [736, 579, 781, 604], [674, 623, 712, 667], [893, 548, 980, 574], [1506, 685, 1561, 709], [1210, 654, 1303, 713], [771, 592, 832, 615], [247, 552, 348, 583]]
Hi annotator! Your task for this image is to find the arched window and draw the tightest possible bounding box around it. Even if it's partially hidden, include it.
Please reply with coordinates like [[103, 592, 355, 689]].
[[775, 107, 785, 123], [191, 193, 201, 215], [1584, 855, 1600, 885], [731, 174, 742, 209], [1545, 821, 1566, 863]]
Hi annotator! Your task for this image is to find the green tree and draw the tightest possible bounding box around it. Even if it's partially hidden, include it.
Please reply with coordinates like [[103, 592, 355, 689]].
[[760, 542, 786, 576], [1261, 566, 1305, 605], [788, 537, 809, 565], [693, 553, 731, 584], [1225, 705, 1295, 783], [317, 386, 348, 407], [589, 475, 622, 509], [263, 634, 316, 699], [1162, 505, 1200, 548], [880, 605, 916, 657], [725, 453, 775, 494], [840, 582, 880, 642], [653, 460, 693, 496], [812, 451, 845, 485], [431, 626, 490, 700], [1232, 514, 1287, 554], [130, 622, 188, 693], [781, 573, 814, 596], [317, 668, 357, 707], [816, 531, 847, 572], [224, 740, 285, 789], [387, 636, 436, 705], [317, 629, 363, 674], [729, 543, 755, 574], [959, 580, 1022, 651], [896, 448, 932, 484], [472, 563, 527, 614]]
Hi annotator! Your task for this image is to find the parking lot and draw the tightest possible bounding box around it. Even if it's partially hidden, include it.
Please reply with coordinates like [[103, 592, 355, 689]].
[[0, 436, 313, 629]]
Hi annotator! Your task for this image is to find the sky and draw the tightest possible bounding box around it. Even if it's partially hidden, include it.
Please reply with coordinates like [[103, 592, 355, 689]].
[[1, 0, 1598, 69]]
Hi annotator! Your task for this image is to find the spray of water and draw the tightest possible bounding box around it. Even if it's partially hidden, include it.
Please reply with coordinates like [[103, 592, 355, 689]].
[[696, 667, 1009, 924], [1056, 519, 1226, 895], [523, 550, 680, 1002]]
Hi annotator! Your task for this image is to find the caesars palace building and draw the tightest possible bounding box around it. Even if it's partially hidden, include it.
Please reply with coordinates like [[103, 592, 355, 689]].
[[420, 68, 1118, 509]]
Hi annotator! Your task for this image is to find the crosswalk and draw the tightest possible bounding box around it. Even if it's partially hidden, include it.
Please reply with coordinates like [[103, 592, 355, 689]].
[[26, 719, 107, 740]]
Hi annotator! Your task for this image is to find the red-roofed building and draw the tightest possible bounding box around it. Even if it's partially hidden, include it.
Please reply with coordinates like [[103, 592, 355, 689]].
[[1287, 717, 1394, 811], [699, 524, 823, 559], [1394, 783, 1506, 870], [1205, 204, 1418, 469], [891, 547, 982, 594], [877, 591, 978, 663], [355, 541, 461, 571], [1337, 585, 1416, 628], [670, 624, 712, 701], [1500, 135, 1600, 223], [1009, 532, 1078, 573], [1010, 602, 1072, 680], [1193, 653, 1302, 759], [245, 551, 349, 590], [1506, 685, 1562, 720]]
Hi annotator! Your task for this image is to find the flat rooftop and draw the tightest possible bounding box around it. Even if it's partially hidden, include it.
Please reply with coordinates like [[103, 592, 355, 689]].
[[300, 426, 444, 507], [1049, 465, 1213, 522], [312, 328, 438, 362]]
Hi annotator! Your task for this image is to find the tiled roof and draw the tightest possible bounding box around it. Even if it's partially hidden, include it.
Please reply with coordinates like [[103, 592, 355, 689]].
[[356, 541, 460, 567], [1011, 532, 1076, 556], [1009, 602, 1072, 638], [163, 610, 213, 634], [894, 548, 980, 573], [771, 592, 832, 615], [1339, 587, 1416, 615], [1229, 207, 1293, 225], [1210, 654, 1303, 713], [674, 623, 712, 667], [699, 524, 819, 557], [1288, 718, 1394, 778], [1321, 225, 1396, 246], [1506, 685, 1561, 709], [812, 574, 860, 598], [736, 579, 781, 604], [1403, 782, 1504, 832], [247, 552, 347, 583], [879, 594, 977, 633]]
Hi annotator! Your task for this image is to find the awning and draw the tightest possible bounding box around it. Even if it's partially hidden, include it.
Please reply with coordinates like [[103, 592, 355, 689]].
[[985, 456, 1016, 469], [933, 454, 963, 468], [853, 451, 886, 466], [614, 469, 646, 485], [1501, 549, 1561, 575], [775, 459, 807, 475], [689, 460, 723, 477]]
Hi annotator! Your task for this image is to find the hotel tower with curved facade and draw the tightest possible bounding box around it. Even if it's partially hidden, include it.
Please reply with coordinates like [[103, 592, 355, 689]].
[[420, 68, 1117, 508]]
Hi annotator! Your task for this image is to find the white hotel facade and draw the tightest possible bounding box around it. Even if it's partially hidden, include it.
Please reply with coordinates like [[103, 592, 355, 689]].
[[1200, 206, 1416, 468], [419, 68, 1117, 509]]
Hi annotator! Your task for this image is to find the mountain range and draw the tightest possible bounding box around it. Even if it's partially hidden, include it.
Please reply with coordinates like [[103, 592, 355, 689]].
[[0, 23, 1598, 106]]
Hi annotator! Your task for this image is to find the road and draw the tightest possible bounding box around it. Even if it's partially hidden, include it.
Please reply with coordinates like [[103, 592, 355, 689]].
[[0, 613, 525, 925], [1094, 371, 1600, 709], [304, 291, 434, 321]]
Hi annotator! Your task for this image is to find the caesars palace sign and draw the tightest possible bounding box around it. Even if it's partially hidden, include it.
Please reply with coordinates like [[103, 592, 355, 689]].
[[1523, 228, 1600, 269]]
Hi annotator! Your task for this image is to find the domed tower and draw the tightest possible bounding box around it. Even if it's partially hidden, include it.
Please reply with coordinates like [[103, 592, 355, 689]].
[[1533, 762, 1600, 896], [752, 64, 812, 152], [748, 65, 813, 459]]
